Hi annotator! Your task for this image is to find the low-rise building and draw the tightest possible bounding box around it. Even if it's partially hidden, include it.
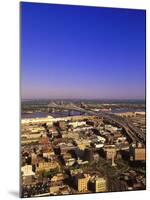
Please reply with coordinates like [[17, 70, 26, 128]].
[[75, 174, 90, 192], [51, 173, 66, 182], [89, 177, 107, 192], [21, 165, 35, 176], [76, 139, 91, 150], [36, 161, 60, 172], [130, 147, 146, 161], [69, 121, 86, 128]]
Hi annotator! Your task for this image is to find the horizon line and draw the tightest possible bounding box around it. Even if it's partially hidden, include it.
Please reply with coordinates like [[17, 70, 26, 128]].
[[21, 98, 145, 101]]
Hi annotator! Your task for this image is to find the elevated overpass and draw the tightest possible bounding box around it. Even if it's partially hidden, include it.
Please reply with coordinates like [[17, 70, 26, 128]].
[[22, 102, 146, 145]]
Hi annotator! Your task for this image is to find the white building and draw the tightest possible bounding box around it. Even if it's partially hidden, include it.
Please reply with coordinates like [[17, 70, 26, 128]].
[[21, 165, 35, 176]]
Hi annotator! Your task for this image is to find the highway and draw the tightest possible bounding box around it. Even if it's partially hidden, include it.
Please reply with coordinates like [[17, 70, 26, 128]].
[[22, 102, 146, 145]]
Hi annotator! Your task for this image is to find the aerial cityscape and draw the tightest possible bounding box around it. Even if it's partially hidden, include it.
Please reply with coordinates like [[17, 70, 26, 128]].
[[20, 2, 146, 198]]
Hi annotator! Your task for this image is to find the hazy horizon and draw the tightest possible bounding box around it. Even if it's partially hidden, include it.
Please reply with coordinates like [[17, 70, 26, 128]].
[[21, 97, 145, 101]]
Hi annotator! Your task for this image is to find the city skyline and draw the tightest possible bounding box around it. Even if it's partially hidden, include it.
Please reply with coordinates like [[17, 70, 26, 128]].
[[21, 2, 146, 100], [20, 3, 146, 197]]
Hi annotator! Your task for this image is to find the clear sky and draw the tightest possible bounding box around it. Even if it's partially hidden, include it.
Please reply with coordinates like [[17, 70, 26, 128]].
[[21, 2, 146, 100]]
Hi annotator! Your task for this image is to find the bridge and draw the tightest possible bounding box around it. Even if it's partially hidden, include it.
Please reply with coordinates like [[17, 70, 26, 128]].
[[23, 102, 146, 145]]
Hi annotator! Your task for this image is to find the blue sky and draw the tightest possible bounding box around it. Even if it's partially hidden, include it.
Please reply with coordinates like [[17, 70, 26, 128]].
[[21, 2, 146, 100]]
